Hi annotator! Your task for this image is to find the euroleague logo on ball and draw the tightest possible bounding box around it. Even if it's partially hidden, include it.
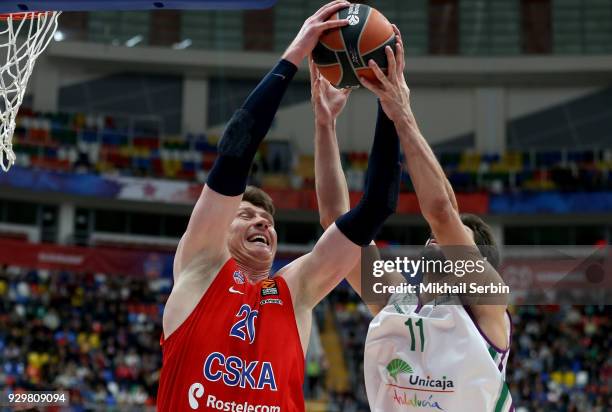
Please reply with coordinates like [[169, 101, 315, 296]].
[[313, 3, 394, 88], [347, 3, 360, 25]]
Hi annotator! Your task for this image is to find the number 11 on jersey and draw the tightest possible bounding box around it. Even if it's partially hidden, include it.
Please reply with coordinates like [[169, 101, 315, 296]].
[[405, 318, 425, 352]]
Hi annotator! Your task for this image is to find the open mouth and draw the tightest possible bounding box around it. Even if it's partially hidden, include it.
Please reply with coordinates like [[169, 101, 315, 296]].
[[247, 234, 269, 246]]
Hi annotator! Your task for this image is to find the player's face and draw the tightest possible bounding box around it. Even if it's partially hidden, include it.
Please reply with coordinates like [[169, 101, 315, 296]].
[[227, 201, 277, 269], [425, 225, 475, 248], [421, 225, 477, 274]]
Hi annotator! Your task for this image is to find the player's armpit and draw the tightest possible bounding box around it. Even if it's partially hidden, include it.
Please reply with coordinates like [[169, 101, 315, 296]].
[[468, 305, 510, 351], [173, 186, 239, 278], [280, 224, 361, 311]]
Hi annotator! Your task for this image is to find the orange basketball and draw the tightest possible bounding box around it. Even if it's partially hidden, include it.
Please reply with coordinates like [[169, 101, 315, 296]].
[[312, 3, 396, 88]]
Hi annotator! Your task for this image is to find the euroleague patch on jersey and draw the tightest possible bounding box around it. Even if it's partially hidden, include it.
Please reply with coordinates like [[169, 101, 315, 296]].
[[233, 270, 245, 285], [261, 279, 279, 297], [260, 298, 283, 306]]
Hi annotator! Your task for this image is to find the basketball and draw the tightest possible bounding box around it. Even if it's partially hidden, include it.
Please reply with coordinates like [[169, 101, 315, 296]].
[[312, 3, 396, 88]]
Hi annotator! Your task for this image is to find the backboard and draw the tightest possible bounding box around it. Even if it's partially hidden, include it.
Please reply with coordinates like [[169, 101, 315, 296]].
[[0, 0, 278, 171], [0, 0, 278, 12]]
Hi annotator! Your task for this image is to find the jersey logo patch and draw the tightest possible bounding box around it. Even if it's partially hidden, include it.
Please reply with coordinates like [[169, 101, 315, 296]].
[[229, 286, 244, 295], [233, 270, 245, 284], [387, 359, 413, 382], [261, 279, 278, 297], [188, 382, 205, 409], [260, 298, 283, 306]]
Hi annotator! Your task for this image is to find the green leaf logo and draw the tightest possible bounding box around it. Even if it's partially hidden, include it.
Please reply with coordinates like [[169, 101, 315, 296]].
[[386, 359, 413, 382]]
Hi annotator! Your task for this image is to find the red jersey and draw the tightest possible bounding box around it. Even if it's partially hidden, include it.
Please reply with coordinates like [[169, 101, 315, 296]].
[[158, 258, 305, 412]]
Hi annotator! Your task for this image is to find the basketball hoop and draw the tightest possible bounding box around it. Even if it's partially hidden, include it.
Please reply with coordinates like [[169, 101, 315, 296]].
[[0, 11, 60, 172]]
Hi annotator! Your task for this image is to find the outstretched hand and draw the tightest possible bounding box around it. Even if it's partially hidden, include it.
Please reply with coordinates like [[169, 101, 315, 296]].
[[309, 57, 351, 126], [283, 0, 349, 67], [359, 25, 414, 126]]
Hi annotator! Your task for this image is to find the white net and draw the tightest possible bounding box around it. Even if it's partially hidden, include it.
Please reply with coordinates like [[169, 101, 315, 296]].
[[0, 11, 60, 172]]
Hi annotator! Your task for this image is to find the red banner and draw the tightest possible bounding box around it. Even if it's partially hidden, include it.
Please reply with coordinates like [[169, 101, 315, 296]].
[[266, 189, 490, 215], [0, 239, 172, 277]]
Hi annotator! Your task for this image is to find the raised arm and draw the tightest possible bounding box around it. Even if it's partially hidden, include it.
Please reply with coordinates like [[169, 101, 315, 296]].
[[173, 60, 297, 278], [359, 29, 491, 266], [310, 57, 406, 315], [174, 1, 350, 278], [282, 85, 402, 310], [360, 29, 508, 347], [360, 42, 454, 238], [309, 58, 373, 310], [310, 58, 351, 228]]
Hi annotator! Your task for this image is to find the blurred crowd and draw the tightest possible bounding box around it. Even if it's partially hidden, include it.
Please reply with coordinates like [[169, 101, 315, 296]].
[[0, 265, 609, 411], [508, 305, 610, 412], [13, 110, 612, 194], [0, 266, 168, 410]]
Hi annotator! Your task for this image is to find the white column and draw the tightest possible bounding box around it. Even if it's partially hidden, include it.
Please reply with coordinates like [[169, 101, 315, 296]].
[[182, 76, 209, 134], [31, 57, 60, 112], [475, 87, 506, 153], [57, 203, 75, 245]]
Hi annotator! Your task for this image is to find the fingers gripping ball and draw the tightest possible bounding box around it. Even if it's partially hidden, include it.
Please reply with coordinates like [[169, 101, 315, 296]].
[[312, 3, 396, 89]]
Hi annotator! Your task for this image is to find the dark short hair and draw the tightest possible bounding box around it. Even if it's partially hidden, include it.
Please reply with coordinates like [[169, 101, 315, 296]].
[[460, 213, 500, 269], [243, 186, 275, 217]]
